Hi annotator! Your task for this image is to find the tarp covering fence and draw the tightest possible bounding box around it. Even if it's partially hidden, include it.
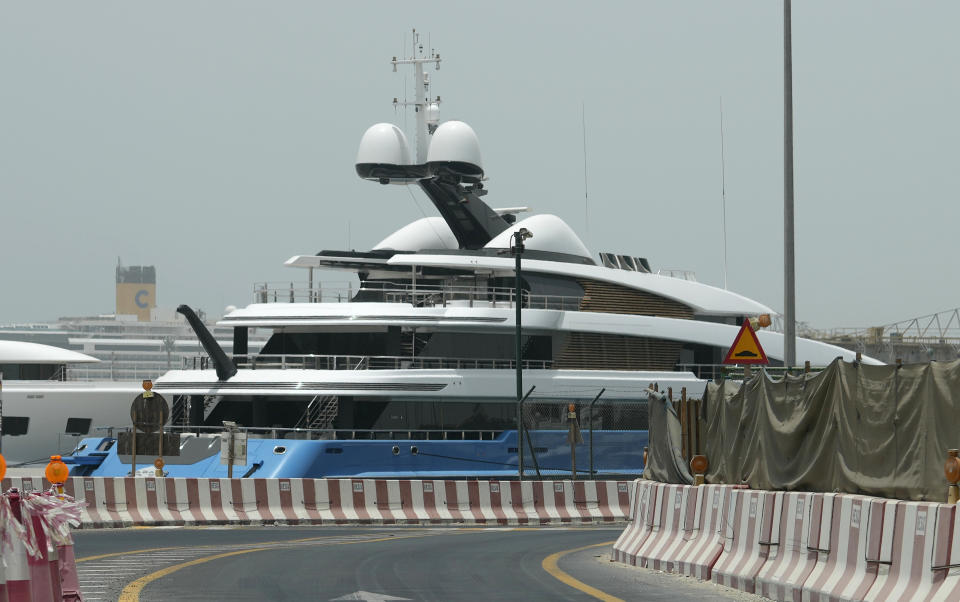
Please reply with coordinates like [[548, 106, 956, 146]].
[[645, 358, 960, 501]]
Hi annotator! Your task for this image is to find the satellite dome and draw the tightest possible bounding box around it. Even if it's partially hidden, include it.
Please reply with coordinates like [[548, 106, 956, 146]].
[[426, 120, 483, 182], [355, 123, 416, 183], [485, 215, 593, 261], [374, 217, 458, 251]]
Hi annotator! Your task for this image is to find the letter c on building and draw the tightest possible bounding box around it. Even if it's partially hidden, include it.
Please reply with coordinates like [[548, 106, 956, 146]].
[[135, 289, 150, 309]]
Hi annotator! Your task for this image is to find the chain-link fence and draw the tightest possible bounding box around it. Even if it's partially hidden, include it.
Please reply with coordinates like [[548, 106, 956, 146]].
[[517, 398, 648, 479]]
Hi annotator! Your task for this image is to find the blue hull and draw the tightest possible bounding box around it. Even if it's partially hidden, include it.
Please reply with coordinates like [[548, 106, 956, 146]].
[[64, 430, 648, 479]]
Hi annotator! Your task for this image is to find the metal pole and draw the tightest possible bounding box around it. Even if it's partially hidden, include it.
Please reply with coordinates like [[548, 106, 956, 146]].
[[515, 244, 523, 402], [228, 426, 235, 479], [515, 233, 524, 479], [783, 0, 797, 367], [588, 388, 605, 479], [518, 386, 537, 479], [517, 395, 524, 479], [131, 429, 137, 477], [157, 428, 163, 477], [567, 404, 577, 480]]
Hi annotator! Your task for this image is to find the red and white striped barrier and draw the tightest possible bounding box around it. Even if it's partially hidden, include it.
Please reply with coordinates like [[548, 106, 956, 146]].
[[0, 486, 85, 602], [635, 483, 695, 571], [611, 480, 658, 565], [862, 500, 949, 601], [0, 505, 33, 602], [2, 477, 632, 528], [711, 489, 774, 594], [609, 484, 960, 602], [673, 484, 735, 580], [927, 503, 960, 602], [754, 491, 827, 601], [801, 494, 887, 601]]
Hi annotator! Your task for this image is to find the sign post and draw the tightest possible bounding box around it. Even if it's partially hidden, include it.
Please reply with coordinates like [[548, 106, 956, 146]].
[[220, 421, 247, 478], [125, 379, 175, 476], [567, 403, 583, 480]]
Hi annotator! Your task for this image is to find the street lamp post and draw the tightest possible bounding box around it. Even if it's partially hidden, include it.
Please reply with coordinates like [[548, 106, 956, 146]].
[[512, 228, 532, 479]]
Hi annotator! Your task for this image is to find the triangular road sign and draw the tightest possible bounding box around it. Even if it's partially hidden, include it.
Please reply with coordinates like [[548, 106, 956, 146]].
[[723, 318, 769, 365]]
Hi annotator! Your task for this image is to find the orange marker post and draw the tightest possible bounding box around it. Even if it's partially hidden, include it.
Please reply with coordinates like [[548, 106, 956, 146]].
[[0, 452, 6, 482]]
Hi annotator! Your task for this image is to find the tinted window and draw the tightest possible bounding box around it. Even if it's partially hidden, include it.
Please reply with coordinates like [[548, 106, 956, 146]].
[[3, 417, 29, 436], [65, 417, 92, 435]]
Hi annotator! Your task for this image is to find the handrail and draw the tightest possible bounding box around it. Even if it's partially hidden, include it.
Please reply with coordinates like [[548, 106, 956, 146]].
[[251, 282, 582, 310], [149, 425, 506, 441], [183, 353, 553, 371]]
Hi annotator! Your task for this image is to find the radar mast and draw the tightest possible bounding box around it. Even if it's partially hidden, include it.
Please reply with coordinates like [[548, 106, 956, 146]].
[[391, 29, 441, 163]]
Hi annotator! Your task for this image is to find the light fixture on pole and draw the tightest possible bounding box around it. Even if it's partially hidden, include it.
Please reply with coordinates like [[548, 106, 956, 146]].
[[512, 228, 533, 401], [511, 227, 532, 479]]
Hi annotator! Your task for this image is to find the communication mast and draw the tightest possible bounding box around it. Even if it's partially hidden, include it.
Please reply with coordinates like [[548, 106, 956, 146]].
[[391, 29, 442, 163]]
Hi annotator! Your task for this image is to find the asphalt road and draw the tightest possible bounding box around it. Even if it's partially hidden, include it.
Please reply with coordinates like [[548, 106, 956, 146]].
[[73, 526, 763, 601]]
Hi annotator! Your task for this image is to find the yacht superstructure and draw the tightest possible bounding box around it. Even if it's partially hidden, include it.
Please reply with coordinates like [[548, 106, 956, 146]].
[[151, 34, 876, 446]]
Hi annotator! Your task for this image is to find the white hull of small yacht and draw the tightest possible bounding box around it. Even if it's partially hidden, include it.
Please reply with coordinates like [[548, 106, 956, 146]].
[[1, 381, 141, 464]]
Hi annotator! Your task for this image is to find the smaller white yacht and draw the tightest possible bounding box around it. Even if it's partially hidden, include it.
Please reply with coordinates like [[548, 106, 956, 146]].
[[0, 340, 142, 464]]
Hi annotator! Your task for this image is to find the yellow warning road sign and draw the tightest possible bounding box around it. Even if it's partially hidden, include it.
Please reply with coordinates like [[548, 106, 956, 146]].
[[723, 319, 769, 365]]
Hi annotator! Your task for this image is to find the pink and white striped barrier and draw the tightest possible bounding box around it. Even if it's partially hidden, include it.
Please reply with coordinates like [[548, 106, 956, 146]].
[[610, 483, 960, 602], [671, 484, 735, 580], [0, 486, 85, 602], [754, 491, 827, 601], [801, 494, 886, 601], [611, 480, 658, 565], [862, 500, 949, 601], [926, 503, 960, 601], [711, 489, 775, 594], [2, 477, 632, 528], [634, 483, 694, 571]]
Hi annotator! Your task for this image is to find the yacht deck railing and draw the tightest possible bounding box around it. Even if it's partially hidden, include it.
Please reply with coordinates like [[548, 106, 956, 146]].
[[183, 354, 553, 371], [252, 282, 582, 310]]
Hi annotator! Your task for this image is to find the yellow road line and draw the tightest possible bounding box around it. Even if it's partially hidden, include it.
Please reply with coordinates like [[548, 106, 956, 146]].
[[116, 533, 432, 601], [541, 540, 624, 602]]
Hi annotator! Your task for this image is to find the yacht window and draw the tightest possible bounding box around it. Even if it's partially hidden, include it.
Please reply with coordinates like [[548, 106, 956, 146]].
[[3, 416, 29, 436], [65, 418, 92, 436]]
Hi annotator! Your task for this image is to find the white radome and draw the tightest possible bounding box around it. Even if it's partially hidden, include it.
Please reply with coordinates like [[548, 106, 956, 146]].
[[356, 123, 412, 166], [426, 120, 483, 170], [485, 214, 593, 260], [374, 217, 458, 251]]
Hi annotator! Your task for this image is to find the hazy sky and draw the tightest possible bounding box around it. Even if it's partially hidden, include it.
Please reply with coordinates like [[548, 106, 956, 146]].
[[1, 1, 957, 329]]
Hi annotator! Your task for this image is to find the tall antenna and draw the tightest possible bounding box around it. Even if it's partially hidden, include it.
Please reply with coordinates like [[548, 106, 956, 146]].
[[392, 28, 442, 163], [720, 96, 728, 290], [582, 102, 590, 235]]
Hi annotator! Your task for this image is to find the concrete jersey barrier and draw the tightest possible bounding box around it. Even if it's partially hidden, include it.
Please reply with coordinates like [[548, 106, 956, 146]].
[[609, 483, 960, 602], [611, 480, 658, 565], [1, 477, 632, 528], [711, 489, 775, 593]]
